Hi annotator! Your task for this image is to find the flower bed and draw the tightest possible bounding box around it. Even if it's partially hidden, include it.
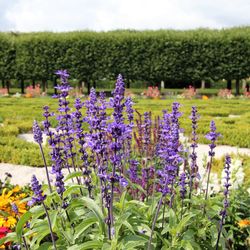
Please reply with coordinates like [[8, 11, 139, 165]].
[[0, 71, 249, 249]]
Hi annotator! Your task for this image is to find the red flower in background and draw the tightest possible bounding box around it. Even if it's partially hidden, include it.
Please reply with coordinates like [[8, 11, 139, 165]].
[[0, 227, 12, 247]]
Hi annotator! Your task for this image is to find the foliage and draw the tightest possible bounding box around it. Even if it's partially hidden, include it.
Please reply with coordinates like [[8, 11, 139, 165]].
[[143, 86, 161, 99], [1, 72, 249, 249], [25, 84, 41, 98], [0, 88, 8, 97], [1, 28, 250, 84], [181, 85, 197, 99], [218, 89, 234, 99], [0, 174, 30, 249], [243, 91, 250, 98], [0, 97, 250, 167]]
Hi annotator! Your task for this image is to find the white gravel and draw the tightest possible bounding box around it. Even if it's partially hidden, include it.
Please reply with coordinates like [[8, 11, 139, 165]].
[[18, 133, 47, 146], [0, 143, 250, 186], [0, 164, 73, 186]]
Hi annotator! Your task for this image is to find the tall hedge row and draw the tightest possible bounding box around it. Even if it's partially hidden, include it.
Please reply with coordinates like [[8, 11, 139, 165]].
[[1, 28, 250, 86]]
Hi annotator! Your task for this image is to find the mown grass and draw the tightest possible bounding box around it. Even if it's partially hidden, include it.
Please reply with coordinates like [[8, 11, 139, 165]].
[[0, 96, 250, 167]]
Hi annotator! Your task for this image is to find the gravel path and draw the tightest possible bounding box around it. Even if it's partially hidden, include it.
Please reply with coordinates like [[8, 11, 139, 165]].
[[1, 144, 250, 186]]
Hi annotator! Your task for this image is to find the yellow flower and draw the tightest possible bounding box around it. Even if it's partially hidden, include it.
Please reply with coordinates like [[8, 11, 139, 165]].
[[12, 186, 21, 193], [0, 217, 5, 227], [14, 201, 27, 214], [0, 216, 16, 228], [6, 216, 17, 228], [202, 95, 209, 100], [0, 186, 28, 229], [238, 219, 250, 228]]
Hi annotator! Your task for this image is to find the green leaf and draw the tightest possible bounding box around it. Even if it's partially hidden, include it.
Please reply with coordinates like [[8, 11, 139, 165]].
[[63, 184, 84, 198], [65, 171, 83, 182], [175, 213, 196, 233], [0, 209, 10, 217], [122, 235, 147, 249], [115, 190, 127, 212], [16, 211, 32, 243], [70, 197, 105, 234], [102, 243, 111, 250], [67, 240, 103, 250], [181, 240, 195, 250], [74, 216, 97, 240], [169, 208, 177, 228], [0, 232, 17, 246], [37, 242, 53, 250]]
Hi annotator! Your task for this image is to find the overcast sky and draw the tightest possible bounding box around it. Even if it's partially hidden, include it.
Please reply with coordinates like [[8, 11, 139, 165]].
[[0, 0, 249, 32]]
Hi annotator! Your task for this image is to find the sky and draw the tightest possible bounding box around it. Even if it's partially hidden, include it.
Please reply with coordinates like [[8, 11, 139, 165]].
[[0, 0, 250, 32]]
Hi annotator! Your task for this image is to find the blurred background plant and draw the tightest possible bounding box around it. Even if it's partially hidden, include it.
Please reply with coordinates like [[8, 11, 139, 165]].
[[25, 84, 41, 98]]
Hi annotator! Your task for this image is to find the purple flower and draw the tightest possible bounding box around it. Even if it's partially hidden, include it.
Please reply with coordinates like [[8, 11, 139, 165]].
[[179, 172, 187, 199], [119, 177, 128, 187], [124, 97, 134, 159], [205, 120, 221, 157], [215, 155, 231, 249], [55, 69, 69, 78], [33, 120, 43, 144], [42, 106, 54, 136], [128, 160, 139, 183], [51, 147, 66, 196], [55, 69, 72, 97], [220, 155, 231, 217], [142, 112, 152, 155], [189, 106, 200, 197], [11, 203, 19, 214], [124, 97, 134, 124], [157, 103, 183, 202], [28, 175, 46, 206]]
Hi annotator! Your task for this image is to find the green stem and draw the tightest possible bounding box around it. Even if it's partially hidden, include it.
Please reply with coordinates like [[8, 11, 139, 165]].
[[42, 202, 57, 250], [39, 144, 53, 194], [148, 195, 164, 250]]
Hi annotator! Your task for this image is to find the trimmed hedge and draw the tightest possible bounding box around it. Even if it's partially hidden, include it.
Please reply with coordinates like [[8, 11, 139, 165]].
[[1, 28, 250, 86]]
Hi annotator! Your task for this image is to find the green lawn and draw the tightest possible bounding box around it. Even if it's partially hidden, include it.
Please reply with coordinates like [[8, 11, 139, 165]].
[[0, 96, 250, 166]]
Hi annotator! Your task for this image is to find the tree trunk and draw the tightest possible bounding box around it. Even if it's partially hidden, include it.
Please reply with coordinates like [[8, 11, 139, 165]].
[[235, 79, 240, 96], [1, 79, 5, 88], [242, 79, 246, 91], [201, 80, 205, 89], [93, 80, 96, 89], [227, 79, 232, 90], [53, 77, 57, 95], [161, 81, 164, 89], [78, 81, 82, 94], [21, 79, 24, 94], [42, 79, 46, 92], [87, 80, 91, 95], [6, 80, 10, 94], [32, 79, 35, 89], [82, 81, 85, 94], [127, 79, 130, 89]]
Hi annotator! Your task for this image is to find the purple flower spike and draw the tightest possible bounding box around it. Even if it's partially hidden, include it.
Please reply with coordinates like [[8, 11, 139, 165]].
[[220, 155, 231, 217], [189, 106, 199, 200], [119, 177, 128, 187], [11, 203, 19, 214], [128, 160, 139, 183], [55, 69, 69, 78], [179, 172, 187, 199], [28, 175, 46, 206], [143, 112, 152, 155], [55, 69, 72, 98], [125, 97, 134, 124], [205, 120, 221, 157], [205, 120, 221, 201], [33, 120, 43, 144], [215, 155, 231, 250], [43, 106, 54, 136]]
